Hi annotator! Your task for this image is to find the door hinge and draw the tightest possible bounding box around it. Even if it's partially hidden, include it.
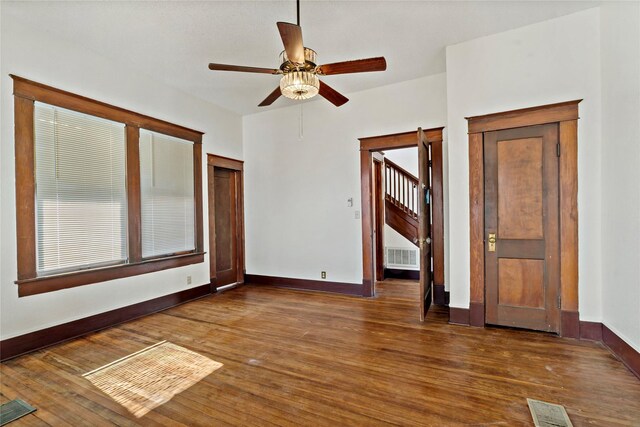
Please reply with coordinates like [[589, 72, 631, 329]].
[[557, 294, 561, 309], [556, 143, 561, 157]]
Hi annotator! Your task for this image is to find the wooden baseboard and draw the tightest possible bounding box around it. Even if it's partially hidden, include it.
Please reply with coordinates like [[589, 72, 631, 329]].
[[449, 307, 470, 325], [602, 325, 640, 380], [245, 274, 364, 296], [383, 268, 420, 281], [579, 321, 603, 341], [0, 284, 211, 362], [433, 284, 450, 306]]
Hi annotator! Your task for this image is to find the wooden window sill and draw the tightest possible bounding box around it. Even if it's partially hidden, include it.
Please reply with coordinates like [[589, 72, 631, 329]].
[[15, 252, 205, 297]]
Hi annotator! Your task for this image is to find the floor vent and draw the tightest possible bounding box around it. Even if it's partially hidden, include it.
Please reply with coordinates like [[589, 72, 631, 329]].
[[386, 247, 418, 269], [527, 398, 573, 427], [0, 399, 36, 426]]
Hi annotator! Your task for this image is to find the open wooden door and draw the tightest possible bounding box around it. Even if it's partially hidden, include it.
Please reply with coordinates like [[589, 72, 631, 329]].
[[418, 128, 433, 321]]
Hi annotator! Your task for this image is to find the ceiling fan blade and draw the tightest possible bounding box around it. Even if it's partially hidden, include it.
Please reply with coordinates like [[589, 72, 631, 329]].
[[317, 57, 387, 75], [208, 63, 279, 74], [258, 86, 282, 107], [319, 81, 349, 107], [277, 22, 305, 64]]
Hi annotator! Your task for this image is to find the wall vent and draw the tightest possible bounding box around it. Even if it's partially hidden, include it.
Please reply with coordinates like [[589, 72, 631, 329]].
[[386, 247, 418, 269]]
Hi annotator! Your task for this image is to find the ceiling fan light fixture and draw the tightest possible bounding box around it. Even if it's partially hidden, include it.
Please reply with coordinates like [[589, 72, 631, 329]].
[[280, 71, 319, 100]]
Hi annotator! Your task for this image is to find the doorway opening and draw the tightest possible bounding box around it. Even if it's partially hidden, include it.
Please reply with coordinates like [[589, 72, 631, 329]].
[[358, 127, 446, 321], [207, 154, 245, 292]]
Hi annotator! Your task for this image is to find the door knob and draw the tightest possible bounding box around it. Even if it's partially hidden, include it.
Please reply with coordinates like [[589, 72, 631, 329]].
[[488, 233, 496, 252]]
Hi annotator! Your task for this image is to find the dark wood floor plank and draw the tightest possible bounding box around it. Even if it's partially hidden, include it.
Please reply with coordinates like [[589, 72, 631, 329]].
[[1, 280, 639, 426]]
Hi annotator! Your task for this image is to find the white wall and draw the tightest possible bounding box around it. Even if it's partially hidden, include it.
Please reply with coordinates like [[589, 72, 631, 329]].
[[243, 73, 447, 285], [384, 147, 418, 177], [0, 19, 243, 339], [599, 2, 640, 352], [446, 8, 603, 320]]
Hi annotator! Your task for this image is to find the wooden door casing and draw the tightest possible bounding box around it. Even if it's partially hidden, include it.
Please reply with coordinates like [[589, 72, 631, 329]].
[[484, 124, 560, 332], [207, 154, 245, 291], [373, 159, 385, 282], [358, 127, 445, 301], [213, 168, 238, 287]]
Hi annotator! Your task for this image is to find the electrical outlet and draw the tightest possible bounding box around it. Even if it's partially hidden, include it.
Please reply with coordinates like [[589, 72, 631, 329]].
[[321, 271, 327, 279], [186, 275, 192, 285]]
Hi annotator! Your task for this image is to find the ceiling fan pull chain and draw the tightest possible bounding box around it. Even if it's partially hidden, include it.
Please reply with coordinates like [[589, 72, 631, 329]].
[[299, 104, 304, 141]]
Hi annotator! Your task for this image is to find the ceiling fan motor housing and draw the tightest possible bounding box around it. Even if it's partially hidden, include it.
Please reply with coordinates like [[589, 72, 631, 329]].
[[279, 47, 317, 72]]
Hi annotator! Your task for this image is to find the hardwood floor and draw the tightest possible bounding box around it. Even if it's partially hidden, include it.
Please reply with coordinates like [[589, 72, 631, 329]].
[[2, 280, 639, 426]]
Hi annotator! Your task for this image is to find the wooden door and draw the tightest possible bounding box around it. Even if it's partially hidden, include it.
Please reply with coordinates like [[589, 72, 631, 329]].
[[212, 167, 238, 287], [418, 128, 432, 321], [484, 124, 560, 332]]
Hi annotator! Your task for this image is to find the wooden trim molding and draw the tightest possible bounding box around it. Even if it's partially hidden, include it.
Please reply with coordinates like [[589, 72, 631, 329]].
[[603, 325, 640, 380], [469, 302, 485, 327], [207, 154, 246, 290], [11, 75, 205, 296], [17, 253, 205, 297], [14, 96, 37, 281], [207, 153, 244, 170], [431, 139, 445, 288], [468, 132, 485, 310], [465, 101, 580, 337], [11, 75, 204, 141], [246, 274, 363, 296], [579, 321, 603, 342], [433, 284, 450, 306], [359, 127, 444, 152], [466, 100, 581, 134], [561, 311, 580, 339], [449, 307, 470, 325], [0, 284, 211, 361], [359, 127, 445, 298], [384, 269, 420, 281]]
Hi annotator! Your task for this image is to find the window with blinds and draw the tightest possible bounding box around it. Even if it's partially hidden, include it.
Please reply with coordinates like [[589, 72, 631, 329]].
[[139, 129, 195, 258], [34, 102, 128, 275]]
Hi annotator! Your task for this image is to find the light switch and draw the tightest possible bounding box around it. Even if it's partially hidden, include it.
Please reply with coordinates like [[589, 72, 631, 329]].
[[355, 210, 360, 219], [347, 198, 353, 207]]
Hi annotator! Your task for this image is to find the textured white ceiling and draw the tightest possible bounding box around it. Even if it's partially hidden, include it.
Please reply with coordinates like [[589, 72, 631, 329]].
[[3, 1, 598, 115]]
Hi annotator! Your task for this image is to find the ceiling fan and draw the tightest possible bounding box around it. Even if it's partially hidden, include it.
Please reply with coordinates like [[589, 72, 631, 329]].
[[208, 0, 387, 107]]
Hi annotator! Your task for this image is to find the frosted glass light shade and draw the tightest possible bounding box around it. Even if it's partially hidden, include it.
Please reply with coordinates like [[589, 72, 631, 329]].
[[280, 71, 320, 100]]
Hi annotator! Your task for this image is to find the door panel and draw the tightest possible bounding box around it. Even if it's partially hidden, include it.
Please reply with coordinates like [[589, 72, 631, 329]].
[[485, 124, 560, 332], [213, 167, 238, 287], [497, 138, 544, 239], [498, 259, 545, 308], [418, 128, 432, 321]]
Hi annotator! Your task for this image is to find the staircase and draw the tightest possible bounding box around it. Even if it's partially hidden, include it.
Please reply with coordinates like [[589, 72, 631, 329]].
[[384, 159, 419, 246]]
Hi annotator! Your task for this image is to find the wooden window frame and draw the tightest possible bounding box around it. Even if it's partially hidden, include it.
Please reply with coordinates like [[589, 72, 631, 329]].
[[466, 100, 581, 337], [12, 75, 205, 297], [358, 127, 445, 297]]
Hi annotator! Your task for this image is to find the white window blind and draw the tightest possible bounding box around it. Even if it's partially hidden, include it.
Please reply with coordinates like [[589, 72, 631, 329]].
[[34, 102, 128, 275], [139, 129, 195, 258]]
